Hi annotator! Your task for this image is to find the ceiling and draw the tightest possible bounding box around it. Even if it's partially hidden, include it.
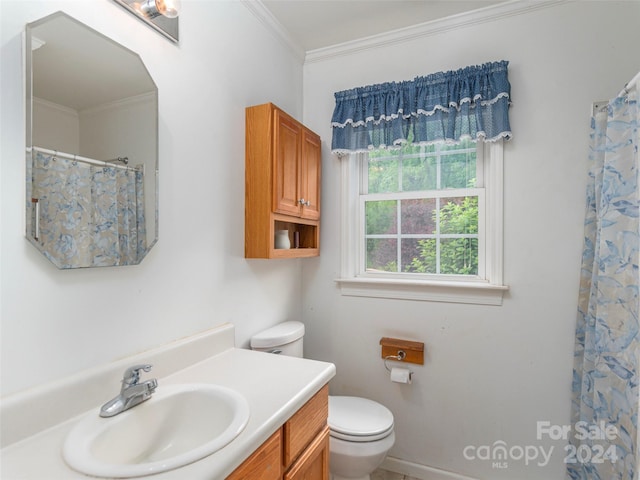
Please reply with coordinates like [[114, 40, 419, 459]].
[[30, 13, 155, 112], [261, 0, 507, 52]]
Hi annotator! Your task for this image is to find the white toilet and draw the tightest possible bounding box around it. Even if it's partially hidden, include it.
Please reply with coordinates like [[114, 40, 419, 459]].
[[251, 321, 395, 480]]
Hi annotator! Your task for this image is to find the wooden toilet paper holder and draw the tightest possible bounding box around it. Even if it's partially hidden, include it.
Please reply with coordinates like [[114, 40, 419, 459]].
[[380, 337, 424, 365]]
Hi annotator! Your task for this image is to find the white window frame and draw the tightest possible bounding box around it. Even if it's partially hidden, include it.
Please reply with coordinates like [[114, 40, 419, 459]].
[[336, 140, 508, 305]]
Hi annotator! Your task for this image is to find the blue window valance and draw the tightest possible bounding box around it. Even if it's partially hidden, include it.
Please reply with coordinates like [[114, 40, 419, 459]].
[[331, 60, 512, 155]]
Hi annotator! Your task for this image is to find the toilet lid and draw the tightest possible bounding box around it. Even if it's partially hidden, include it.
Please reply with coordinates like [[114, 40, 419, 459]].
[[250, 321, 305, 349], [328, 396, 394, 442]]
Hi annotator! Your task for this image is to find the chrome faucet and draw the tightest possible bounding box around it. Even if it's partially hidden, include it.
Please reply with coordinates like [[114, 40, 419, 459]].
[[99, 364, 158, 418]]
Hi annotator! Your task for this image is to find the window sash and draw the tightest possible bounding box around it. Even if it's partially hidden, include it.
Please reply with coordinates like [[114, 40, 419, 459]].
[[358, 141, 485, 280], [358, 189, 486, 280], [363, 142, 481, 195]]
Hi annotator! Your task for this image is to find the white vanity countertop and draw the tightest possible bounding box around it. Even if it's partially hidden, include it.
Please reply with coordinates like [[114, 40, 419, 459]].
[[1, 347, 336, 479]]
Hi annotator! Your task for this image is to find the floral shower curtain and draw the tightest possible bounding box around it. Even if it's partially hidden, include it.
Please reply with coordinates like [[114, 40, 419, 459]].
[[30, 151, 146, 268], [569, 84, 639, 479]]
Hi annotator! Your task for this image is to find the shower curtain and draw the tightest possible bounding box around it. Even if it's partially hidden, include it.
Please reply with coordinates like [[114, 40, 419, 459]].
[[569, 83, 639, 480], [31, 151, 146, 268]]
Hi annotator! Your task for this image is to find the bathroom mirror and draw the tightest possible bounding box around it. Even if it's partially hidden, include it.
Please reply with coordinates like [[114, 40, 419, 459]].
[[25, 12, 158, 269]]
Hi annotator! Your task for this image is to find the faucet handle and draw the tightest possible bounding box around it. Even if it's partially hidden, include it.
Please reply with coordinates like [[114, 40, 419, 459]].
[[121, 364, 153, 389]]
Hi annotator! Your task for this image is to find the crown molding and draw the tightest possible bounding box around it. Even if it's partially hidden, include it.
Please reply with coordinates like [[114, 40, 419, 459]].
[[79, 91, 156, 116], [33, 92, 155, 118], [242, 0, 567, 65], [33, 97, 79, 117], [305, 0, 568, 64], [240, 0, 306, 62]]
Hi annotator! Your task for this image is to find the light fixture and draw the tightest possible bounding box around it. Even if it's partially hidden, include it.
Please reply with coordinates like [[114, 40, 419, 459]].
[[112, 0, 181, 43], [138, 0, 181, 19]]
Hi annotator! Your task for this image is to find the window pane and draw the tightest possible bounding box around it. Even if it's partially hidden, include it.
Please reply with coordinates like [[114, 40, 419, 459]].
[[366, 238, 397, 272], [367, 158, 398, 193], [440, 151, 476, 189], [401, 198, 436, 234], [405, 142, 436, 155], [402, 156, 437, 191], [440, 238, 478, 275], [366, 200, 397, 234], [440, 138, 474, 151], [439, 197, 478, 234], [401, 238, 436, 274], [359, 139, 487, 282]]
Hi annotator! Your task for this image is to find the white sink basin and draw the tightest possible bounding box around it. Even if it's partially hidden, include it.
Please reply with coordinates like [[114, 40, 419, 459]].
[[63, 383, 250, 478]]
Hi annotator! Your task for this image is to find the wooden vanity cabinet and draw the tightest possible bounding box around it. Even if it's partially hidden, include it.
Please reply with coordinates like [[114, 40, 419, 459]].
[[227, 385, 329, 480], [245, 103, 321, 259], [284, 426, 329, 480], [226, 429, 282, 480]]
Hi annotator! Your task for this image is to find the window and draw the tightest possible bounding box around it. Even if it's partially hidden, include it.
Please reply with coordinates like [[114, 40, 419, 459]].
[[337, 140, 507, 305], [364, 139, 482, 276]]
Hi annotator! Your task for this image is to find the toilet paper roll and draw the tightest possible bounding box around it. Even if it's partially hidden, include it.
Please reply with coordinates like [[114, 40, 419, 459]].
[[390, 367, 412, 384]]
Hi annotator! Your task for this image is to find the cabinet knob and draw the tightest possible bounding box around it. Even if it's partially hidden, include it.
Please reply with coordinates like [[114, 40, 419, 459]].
[[299, 198, 311, 207]]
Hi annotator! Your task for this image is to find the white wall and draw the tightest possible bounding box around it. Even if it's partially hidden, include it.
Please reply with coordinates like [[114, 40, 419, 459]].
[[32, 98, 79, 153], [301, 2, 640, 479], [80, 94, 155, 162], [0, 0, 305, 396], [80, 93, 158, 246]]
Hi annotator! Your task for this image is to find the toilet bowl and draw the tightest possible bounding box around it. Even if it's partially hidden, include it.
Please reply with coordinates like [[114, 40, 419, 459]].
[[328, 395, 395, 480], [250, 321, 395, 480]]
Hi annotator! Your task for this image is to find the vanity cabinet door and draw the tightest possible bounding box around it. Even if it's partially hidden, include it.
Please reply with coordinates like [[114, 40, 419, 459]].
[[227, 429, 282, 480], [284, 426, 329, 480], [283, 384, 329, 467], [227, 384, 329, 480]]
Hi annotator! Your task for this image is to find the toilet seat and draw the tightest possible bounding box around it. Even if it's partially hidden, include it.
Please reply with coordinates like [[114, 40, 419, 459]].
[[328, 396, 394, 442]]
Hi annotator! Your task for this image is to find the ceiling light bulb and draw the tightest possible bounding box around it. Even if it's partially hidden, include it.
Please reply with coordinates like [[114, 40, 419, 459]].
[[138, 0, 181, 19], [155, 0, 181, 18]]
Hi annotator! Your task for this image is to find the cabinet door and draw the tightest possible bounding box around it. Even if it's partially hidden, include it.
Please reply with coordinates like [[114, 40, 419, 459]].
[[226, 430, 282, 480], [284, 426, 330, 480], [300, 129, 321, 221], [283, 385, 328, 467], [273, 109, 302, 217]]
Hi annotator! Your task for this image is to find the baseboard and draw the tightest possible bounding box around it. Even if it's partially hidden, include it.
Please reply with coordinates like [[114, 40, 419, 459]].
[[381, 456, 480, 480]]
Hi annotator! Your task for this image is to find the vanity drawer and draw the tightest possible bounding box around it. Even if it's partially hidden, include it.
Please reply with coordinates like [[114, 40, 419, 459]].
[[227, 429, 282, 480], [283, 384, 329, 467], [284, 425, 329, 480]]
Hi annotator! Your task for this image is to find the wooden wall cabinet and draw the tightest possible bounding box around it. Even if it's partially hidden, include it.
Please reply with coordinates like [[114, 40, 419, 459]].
[[245, 103, 321, 259], [227, 385, 329, 480]]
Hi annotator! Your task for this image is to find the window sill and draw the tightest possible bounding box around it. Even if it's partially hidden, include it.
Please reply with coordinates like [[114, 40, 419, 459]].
[[335, 277, 508, 305]]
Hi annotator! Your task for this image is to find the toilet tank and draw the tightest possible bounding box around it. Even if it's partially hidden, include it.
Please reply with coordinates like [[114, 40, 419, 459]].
[[250, 321, 305, 357]]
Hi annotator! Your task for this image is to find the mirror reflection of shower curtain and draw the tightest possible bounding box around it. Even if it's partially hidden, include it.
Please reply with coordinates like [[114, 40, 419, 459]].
[[569, 84, 639, 480], [29, 151, 146, 268]]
